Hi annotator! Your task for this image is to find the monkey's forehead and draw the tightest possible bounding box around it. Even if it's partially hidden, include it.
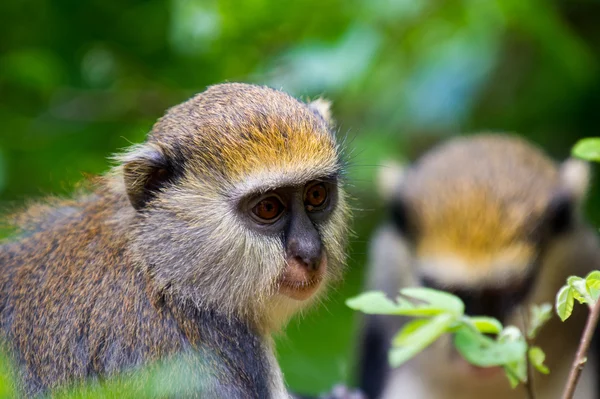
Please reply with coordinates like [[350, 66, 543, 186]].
[[213, 124, 341, 192], [406, 175, 557, 255], [150, 84, 343, 188], [405, 134, 559, 189], [410, 186, 544, 281], [413, 191, 543, 257], [402, 134, 561, 253]]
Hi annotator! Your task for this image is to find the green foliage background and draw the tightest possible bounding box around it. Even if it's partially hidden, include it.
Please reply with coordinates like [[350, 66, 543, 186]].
[[1, 0, 599, 395]]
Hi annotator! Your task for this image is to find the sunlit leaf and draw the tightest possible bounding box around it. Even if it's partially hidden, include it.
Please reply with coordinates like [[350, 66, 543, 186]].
[[346, 291, 405, 314], [497, 326, 528, 387], [504, 366, 521, 388], [585, 271, 600, 302], [468, 317, 503, 334], [498, 326, 524, 343], [399, 287, 465, 316], [392, 319, 432, 346], [567, 276, 591, 304], [454, 325, 526, 367], [504, 359, 527, 388], [556, 285, 575, 321], [388, 346, 421, 369], [527, 303, 553, 339], [346, 287, 465, 317], [528, 346, 550, 374], [572, 138, 600, 162], [388, 313, 454, 367]]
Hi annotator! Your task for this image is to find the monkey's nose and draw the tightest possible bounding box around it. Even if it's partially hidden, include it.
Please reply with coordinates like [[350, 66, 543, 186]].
[[286, 234, 322, 272], [294, 255, 320, 272]]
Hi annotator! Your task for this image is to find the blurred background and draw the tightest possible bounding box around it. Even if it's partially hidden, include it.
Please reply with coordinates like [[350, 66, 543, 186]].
[[1, 0, 600, 395]]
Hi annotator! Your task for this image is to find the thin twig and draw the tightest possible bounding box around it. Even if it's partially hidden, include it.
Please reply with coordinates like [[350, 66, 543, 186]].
[[561, 299, 600, 399], [521, 308, 535, 399]]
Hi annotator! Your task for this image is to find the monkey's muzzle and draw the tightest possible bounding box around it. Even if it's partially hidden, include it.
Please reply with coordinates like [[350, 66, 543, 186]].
[[277, 256, 327, 301]]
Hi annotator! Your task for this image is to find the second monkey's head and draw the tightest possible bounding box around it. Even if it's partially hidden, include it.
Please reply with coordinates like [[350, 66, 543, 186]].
[[114, 83, 351, 332], [377, 133, 590, 329]]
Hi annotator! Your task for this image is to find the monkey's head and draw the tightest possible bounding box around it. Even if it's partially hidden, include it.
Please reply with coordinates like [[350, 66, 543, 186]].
[[377, 134, 590, 354], [114, 83, 350, 332]]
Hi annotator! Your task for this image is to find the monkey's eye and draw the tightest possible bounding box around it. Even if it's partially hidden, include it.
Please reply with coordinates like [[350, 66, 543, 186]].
[[251, 196, 285, 223], [304, 183, 328, 211]]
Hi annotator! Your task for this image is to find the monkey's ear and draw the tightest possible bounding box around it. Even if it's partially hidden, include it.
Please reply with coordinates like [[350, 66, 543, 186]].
[[559, 158, 591, 203], [117, 145, 174, 210], [309, 98, 334, 126], [542, 158, 591, 235], [377, 160, 406, 202]]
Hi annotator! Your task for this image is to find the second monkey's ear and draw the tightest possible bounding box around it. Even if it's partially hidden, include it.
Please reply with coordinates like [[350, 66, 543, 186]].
[[309, 98, 334, 127], [377, 160, 406, 203], [559, 158, 591, 204], [117, 144, 178, 210]]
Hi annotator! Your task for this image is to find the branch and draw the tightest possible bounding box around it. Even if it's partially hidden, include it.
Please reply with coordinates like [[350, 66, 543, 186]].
[[561, 298, 600, 399]]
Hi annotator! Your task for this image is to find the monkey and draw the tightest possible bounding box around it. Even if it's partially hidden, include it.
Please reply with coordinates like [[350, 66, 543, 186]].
[[356, 133, 599, 399], [0, 83, 353, 398]]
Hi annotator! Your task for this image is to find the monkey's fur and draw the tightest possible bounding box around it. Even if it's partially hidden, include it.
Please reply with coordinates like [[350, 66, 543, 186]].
[[0, 83, 351, 397], [358, 134, 598, 399]]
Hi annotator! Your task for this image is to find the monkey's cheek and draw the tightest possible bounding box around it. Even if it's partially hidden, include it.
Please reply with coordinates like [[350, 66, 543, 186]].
[[277, 256, 328, 301]]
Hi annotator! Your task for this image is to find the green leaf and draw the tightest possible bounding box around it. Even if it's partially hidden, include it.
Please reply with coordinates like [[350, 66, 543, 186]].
[[388, 346, 422, 369], [568, 276, 592, 304], [556, 285, 575, 321], [527, 303, 553, 339], [504, 359, 527, 388], [498, 326, 528, 387], [504, 366, 521, 388], [498, 326, 524, 343], [454, 325, 526, 367], [528, 346, 550, 374], [346, 287, 465, 318], [399, 287, 465, 317], [392, 319, 432, 346], [468, 317, 503, 334], [346, 291, 405, 314], [388, 313, 454, 367], [572, 138, 600, 162], [585, 271, 600, 302]]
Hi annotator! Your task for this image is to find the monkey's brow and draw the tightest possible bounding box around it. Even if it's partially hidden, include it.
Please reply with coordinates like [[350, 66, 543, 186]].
[[232, 171, 340, 197]]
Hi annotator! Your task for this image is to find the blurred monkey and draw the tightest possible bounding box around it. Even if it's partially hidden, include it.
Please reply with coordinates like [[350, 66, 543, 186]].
[[357, 134, 598, 399]]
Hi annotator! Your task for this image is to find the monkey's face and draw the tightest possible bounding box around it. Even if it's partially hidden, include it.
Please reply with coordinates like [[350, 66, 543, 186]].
[[387, 190, 576, 379], [119, 83, 350, 330], [390, 192, 560, 325], [239, 179, 339, 302]]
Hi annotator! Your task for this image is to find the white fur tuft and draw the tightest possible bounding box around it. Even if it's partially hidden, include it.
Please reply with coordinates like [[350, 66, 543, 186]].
[[560, 158, 591, 200], [377, 160, 406, 202], [309, 98, 332, 125]]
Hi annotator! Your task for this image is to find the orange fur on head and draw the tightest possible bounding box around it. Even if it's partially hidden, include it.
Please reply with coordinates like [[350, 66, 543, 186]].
[[401, 134, 564, 277]]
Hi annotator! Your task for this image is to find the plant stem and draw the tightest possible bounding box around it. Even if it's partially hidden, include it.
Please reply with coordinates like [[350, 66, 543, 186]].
[[523, 363, 535, 399], [561, 299, 600, 399], [521, 308, 535, 399]]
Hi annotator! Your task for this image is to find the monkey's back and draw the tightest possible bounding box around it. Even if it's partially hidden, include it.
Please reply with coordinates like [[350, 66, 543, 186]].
[[0, 188, 271, 397]]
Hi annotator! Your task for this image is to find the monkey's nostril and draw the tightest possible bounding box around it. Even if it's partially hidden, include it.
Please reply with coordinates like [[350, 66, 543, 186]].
[[296, 256, 319, 272]]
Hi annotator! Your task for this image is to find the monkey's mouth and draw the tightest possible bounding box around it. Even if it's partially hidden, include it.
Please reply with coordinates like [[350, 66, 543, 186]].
[[277, 257, 327, 301]]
